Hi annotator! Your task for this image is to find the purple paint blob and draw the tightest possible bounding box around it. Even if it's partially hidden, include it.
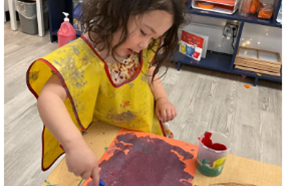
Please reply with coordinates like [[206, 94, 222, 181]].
[[99, 133, 194, 186]]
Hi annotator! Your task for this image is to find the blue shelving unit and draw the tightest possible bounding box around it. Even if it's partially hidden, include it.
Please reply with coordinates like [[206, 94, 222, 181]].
[[175, 0, 282, 86], [174, 51, 232, 72], [233, 68, 282, 84], [187, 8, 282, 28], [175, 50, 282, 85]]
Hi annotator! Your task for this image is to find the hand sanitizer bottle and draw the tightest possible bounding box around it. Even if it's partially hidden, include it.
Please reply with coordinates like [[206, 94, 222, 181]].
[[57, 12, 76, 48]]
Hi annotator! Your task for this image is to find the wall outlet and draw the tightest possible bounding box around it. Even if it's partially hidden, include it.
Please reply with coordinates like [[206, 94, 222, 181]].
[[223, 22, 238, 39]]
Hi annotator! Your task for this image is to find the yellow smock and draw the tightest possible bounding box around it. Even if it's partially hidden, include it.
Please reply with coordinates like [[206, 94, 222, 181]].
[[26, 35, 165, 171]]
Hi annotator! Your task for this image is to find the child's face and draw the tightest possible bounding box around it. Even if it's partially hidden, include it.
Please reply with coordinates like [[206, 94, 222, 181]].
[[112, 10, 173, 58]]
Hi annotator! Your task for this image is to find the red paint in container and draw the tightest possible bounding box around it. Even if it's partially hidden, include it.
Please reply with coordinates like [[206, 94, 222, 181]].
[[197, 131, 231, 177], [201, 132, 227, 150]]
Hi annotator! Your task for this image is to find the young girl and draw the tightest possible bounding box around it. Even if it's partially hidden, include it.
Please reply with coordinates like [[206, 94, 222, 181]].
[[26, 0, 185, 185]]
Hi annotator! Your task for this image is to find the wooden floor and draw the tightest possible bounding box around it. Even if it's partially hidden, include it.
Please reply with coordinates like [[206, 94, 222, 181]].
[[4, 22, 282, 186]]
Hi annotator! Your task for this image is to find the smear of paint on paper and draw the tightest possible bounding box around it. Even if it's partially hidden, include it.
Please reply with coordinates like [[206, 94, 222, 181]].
[[44, 180, 57, 186], [97, 130, 198, 186], [207, 183, 256, 186]]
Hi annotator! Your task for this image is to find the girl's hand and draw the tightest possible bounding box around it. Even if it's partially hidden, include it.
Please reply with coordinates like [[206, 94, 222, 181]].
[[155, 97, 177, 123], [64, 139, 100, 186]]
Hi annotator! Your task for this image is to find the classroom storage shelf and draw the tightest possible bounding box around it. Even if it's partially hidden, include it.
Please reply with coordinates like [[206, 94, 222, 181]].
[[175, 0, 282, 86], [174, 51, 233, 72], [187, 8, 282, 28]]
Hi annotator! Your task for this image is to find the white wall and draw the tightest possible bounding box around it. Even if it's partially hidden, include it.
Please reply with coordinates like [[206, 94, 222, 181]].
[[4, 0, 9, 11]]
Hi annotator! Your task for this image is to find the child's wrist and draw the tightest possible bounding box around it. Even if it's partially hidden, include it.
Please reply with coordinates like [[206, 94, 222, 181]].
[[155, 97, 167, 102], [63, 135, 86, 153]]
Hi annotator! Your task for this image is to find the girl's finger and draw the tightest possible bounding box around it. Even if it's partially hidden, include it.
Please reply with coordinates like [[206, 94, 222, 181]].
[[166, 109, 172, 121], [160, 109, 167, 123], [91, 167, 100, 186]]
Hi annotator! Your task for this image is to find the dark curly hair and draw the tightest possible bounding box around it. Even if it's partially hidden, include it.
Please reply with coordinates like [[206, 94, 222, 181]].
[[80, 0, 186, 80]]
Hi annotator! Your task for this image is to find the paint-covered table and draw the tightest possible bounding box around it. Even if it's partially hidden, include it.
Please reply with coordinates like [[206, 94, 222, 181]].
[[41, 122, 281, 186]]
